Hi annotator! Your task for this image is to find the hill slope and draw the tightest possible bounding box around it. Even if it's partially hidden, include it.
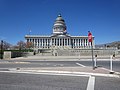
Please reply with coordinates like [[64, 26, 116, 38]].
[[96, 41, 120, 49]]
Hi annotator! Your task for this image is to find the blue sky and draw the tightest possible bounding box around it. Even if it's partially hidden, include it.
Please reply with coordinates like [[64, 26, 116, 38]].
[[0, 0, 120, 45]]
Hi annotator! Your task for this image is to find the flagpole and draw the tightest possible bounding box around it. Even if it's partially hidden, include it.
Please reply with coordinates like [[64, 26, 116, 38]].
[[29, 29, 31, 35]]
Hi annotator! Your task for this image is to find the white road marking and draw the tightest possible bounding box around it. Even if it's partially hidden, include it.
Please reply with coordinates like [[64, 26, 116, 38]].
[[87, 76, 95, 90], [0, 70, 90, 77], [76, 63, 86, 67]]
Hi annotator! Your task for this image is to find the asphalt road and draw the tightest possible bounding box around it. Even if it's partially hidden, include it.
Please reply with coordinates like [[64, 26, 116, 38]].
[[0, 60, 120, 72], [0, 72, 120, 90], [0, 59, 120, 90]]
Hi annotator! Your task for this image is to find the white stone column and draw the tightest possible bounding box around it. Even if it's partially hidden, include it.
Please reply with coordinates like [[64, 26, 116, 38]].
[[44, 39, 45, 48], [59, 38, 60, 46], [56, 38, 58, 47], [36, 39, 38, 48], [75, 39, 76, 48], [41, 39, 42, 48], [42, 38, 43, 48], [42, 38, 44, 48], [66, 38, 68, 46], [50, 38, 52, 48], [47, 39, 48, 48], [74, 39, 76, 48], [78, 39, 80, 48], [79, 39, 81, 47], [84, 39, 86, 48], [44, 39, 46, 48], [39, 39, 41, 48], [72, 39, 74, 48], [48, 39, 49, 48], [69, 38, 70, 46], [70, 38, 72, 48]]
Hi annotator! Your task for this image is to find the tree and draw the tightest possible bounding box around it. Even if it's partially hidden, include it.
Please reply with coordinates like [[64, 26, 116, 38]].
[[3, 41, 12, 50], [26, 42, 33, 49], [0, 41, 12, 50], [17, 40, 26, 50]]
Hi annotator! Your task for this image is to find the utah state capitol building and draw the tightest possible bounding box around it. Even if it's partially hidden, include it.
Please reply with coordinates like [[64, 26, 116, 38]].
[[25, 14, 95, 55]]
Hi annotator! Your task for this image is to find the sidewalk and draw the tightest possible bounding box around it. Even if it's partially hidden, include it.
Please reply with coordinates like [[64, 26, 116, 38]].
[[11, 67, 120, 78], [10, 55, 120, 61]]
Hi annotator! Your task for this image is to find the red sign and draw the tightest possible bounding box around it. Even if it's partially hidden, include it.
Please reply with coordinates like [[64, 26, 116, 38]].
[[88, 31, 92, 42]]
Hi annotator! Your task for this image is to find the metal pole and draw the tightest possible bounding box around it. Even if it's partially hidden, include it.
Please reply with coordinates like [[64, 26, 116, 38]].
[[110, 55, 114, 74], [1, 40, 3, 59], [94, 57, 97, 68], [91, 42, 94, 69]]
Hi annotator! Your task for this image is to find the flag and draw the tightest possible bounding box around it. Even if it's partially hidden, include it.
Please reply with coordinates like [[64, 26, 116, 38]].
[[88, 31, 92, 42]]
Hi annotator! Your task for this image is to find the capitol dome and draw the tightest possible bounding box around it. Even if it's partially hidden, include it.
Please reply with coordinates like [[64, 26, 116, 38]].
[[53, 14, 67, 35]]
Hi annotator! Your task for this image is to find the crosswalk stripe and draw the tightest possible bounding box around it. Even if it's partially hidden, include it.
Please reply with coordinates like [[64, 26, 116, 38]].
[[87, 76, 95, 90]]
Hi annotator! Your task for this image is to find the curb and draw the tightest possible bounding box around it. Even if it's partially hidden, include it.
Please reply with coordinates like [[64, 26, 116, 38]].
[[9, 69, 120, 78]]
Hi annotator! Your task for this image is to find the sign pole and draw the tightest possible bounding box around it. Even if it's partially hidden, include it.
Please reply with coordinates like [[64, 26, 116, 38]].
[[88, 31, 94, 70], [91, 42, 94, 69]]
